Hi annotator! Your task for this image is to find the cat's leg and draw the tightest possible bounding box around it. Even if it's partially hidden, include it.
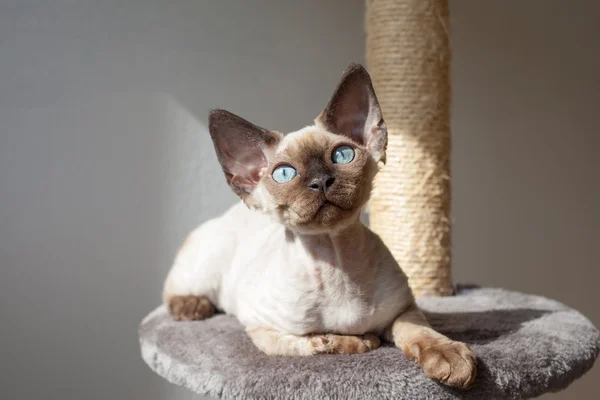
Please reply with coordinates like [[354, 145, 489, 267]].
[[163, 222, 227, 321], [163, 265, 218, 321], [247, 328, 381, 356], [387, 303, 477, 388]]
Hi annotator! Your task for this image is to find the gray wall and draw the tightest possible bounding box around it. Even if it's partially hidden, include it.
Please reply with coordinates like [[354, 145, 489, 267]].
[[451, 1, 600, 398], [0, 1, 597, 399]]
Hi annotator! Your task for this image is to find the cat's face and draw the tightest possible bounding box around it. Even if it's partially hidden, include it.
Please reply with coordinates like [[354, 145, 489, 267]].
[[251, 127, 377, 233], [209, 63, 387, 234]]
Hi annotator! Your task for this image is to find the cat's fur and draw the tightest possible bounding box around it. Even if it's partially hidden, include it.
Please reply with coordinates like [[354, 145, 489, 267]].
[[163, 63, 476, 388]]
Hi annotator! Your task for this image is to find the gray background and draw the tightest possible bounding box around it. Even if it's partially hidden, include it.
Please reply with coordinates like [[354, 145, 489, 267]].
[[0, 1, 597, 399]]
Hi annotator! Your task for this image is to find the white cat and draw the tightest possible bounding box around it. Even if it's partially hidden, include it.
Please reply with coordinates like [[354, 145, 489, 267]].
[[163, 64, 476, 388]]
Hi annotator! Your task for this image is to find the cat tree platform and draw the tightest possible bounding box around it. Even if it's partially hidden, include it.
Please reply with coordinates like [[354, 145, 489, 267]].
[[139, 287, 599, 399]]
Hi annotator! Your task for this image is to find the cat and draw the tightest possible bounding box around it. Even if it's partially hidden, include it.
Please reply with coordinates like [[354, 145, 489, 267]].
[[163, 63, 476, 388]]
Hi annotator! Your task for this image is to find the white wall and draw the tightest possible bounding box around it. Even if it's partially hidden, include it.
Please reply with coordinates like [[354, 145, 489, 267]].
[[0, 1, 597, 399]]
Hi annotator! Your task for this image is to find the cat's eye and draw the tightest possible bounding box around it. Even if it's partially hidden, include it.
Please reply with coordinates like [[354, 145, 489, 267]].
[[332, 145, 355, 164], [272, 165, 297, 184]]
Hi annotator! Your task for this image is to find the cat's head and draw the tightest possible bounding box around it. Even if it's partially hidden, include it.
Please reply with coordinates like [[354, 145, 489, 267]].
[[209, 63, 387, 234]]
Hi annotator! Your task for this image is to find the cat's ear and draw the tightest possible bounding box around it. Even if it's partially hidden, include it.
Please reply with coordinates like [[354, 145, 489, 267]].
[[316, 63, 387, 164], [209, 109, 282, 198]]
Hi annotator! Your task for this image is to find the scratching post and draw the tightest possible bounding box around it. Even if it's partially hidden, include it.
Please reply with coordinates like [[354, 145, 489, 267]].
[[366, 0, 452, 296]]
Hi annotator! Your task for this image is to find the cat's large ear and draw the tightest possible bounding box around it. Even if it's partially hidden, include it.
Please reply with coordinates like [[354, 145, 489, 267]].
[[316, 63, 387, 164], [209, 109, 282, 198]]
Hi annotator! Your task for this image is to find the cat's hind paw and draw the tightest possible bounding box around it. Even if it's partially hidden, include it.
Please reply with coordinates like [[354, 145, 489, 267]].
[[167, 295, 215, 321]]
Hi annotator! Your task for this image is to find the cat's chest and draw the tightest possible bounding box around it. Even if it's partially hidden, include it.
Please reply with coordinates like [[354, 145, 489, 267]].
[[291, 261, 379, 335], [230, 223, 405, 335]]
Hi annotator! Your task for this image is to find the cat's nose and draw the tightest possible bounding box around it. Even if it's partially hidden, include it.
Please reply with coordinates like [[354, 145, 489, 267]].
[[307, 176, 335, 192]]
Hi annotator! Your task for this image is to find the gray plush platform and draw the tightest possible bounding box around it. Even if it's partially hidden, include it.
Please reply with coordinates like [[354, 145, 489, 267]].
[[139, 287, 599, 399]]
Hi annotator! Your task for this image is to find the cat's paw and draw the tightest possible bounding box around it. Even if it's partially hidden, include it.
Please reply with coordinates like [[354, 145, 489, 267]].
[[167, 295, 215, 321], [310, 333, 381, 354], [408, 338, 477, 388]]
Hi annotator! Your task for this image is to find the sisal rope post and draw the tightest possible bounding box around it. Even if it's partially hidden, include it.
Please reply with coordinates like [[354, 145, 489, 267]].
[[366, 0, 452, 296]]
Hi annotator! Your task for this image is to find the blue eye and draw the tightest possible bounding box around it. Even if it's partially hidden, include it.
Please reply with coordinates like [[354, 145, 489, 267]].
[[272, 165, 297, 183], [332, 145, 355, 164]]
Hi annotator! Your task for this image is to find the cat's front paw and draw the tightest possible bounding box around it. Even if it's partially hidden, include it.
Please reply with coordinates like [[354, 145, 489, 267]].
[[310, 333, 381, 355], [408, 338, 477, 388], [167, 295, 215, 321]]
